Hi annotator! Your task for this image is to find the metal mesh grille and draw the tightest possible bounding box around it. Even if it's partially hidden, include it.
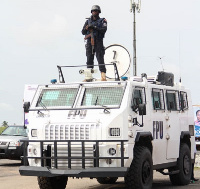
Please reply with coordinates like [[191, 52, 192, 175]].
[[81, 87, 123, 106], [36, 88, 78, 107]]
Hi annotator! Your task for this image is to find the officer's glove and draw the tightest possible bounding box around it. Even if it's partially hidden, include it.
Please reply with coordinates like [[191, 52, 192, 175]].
[[88, 25, 94, 30]]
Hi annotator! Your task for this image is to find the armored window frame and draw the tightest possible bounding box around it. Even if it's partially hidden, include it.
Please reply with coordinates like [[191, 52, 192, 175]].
[[131, 87, 146, 111], [31, 84, 80, 109], [76, 82, 126, 108], [152, 88, 165, 110], [179, 91, 188, 111], [166, 90, 179, 111]]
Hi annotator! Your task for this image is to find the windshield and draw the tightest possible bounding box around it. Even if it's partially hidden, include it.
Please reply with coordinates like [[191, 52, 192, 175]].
[[36, 88, 78, 108], [81, 86, 124, 107], [1, 126, 27, 137], [32, 83, 126, 109]]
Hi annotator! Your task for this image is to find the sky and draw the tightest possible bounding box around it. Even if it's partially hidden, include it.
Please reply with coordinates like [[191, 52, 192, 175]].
[[0, 0, 200, 125]]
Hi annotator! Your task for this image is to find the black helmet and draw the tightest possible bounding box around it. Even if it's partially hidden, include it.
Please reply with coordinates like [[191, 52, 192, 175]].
[[91, 5, 101, 13]]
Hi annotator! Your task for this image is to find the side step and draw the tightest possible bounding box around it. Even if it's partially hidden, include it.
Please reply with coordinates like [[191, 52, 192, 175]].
[[157, 169, 180, 175]]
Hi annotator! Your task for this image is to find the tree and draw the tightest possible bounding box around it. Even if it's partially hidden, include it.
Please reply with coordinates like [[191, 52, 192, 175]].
[[2, 121, 8, 127]]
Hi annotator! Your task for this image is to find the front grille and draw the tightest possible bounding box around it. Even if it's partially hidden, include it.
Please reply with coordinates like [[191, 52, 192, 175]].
[[45, 123, 101, 140], [0, 142, 8, 145], [0, 149, 5, 153], [51, 144, 94, 169]]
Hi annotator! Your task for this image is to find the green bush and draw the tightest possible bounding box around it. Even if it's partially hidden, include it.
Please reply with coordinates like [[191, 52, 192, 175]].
[[0, 127, 7, 134]]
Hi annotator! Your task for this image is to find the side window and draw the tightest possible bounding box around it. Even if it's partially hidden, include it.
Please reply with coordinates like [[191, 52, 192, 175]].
[[166, 90, 179, 111], [179, 91, 188, 110], [152, 89, 165, 110], [131, 87, 146, 111]]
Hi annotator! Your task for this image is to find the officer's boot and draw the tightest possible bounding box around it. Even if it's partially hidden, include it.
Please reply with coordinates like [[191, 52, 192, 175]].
[[101, 72, 107, 81]]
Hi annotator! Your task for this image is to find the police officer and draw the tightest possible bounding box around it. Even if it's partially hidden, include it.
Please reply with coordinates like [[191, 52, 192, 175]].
[[82, 5, 107, 81]]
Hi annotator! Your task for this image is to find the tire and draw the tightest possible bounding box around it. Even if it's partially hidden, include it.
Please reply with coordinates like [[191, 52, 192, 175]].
[[125, 146, 153, 189], [169, 143, 191, 186], [97, 177, 118, 184], [37, 176, 68, 189]]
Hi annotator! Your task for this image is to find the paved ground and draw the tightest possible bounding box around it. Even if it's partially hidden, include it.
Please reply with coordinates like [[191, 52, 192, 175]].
[[0, 159, 199, 189]]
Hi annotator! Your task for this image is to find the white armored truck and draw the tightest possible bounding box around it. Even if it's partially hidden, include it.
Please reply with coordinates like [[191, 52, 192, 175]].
[[20, 45, 195, 189]]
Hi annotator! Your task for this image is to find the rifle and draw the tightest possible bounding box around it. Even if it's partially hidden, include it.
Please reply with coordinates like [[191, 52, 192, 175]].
[[84, 18, 95, 54], [90, 30, 95, 54]]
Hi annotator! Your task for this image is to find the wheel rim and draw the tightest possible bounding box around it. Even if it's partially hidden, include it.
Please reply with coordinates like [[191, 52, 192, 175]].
[[142, 160, 151, 184], [183, 154, 190, 175]]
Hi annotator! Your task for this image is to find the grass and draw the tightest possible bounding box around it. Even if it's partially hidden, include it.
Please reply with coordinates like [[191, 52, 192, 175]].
[[0, 126, 7, 134]]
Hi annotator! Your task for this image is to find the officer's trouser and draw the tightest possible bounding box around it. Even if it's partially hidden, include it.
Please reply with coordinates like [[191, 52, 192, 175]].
[[86, 39, 106, 73]]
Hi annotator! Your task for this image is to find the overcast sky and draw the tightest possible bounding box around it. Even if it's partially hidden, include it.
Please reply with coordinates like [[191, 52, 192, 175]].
[[1, 0, 200, 125]]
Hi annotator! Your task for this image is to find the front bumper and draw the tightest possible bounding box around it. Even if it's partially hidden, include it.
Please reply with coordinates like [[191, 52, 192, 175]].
[[19, 166, 128, 177], [20, 139, 129, 178], [0, 146, 22, 159]]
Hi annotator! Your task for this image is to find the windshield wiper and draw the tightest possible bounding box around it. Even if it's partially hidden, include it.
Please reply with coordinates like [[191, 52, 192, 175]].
[[13, 134, 23, 136], [94, 98, 110, 114], [36, 94, 48, 110], [101, 105, 110, 114], [95, 96, 99, 106], [39, 101, 48, 110]]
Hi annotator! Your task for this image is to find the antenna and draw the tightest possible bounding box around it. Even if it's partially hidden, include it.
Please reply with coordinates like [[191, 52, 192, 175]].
[[158, 56, 165, 71], [130, 0, 141, 13], [179, 32, 182, 83], [130, 0, 141, 76]]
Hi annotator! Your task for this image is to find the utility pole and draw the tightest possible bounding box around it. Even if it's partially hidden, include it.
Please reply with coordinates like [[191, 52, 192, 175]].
[[130, 0, 141, 76]]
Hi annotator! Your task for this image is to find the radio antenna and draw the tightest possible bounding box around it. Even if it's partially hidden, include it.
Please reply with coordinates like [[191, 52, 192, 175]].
[[130, 0, 141, 76], [179, 32, 182, 83], [158, 56, 165, 71]]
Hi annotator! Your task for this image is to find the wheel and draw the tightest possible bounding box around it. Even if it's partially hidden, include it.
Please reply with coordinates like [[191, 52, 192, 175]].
[[125, 146, 153, 189], [97, 177, 118, 184], [169, 143, 191, 185], [37, 176, 68, 189]]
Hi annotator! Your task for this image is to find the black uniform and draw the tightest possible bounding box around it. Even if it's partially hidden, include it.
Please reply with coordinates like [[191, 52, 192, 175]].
[[82, 16, 107, 73]]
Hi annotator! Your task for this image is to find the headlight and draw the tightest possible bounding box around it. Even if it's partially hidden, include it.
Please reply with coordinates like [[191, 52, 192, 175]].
[[108, 148, 116, 156], [9, 141, 20, 146], [31, 129, 37, 137], [33, 148, 37, 155]]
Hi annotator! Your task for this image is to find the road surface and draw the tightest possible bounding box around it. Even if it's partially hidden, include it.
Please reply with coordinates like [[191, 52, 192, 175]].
[[0, 159, 199, 189]]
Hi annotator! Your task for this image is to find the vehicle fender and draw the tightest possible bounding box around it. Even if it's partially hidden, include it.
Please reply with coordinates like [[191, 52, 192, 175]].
[[135, 131, 153, 142], [180, 131, 191, 139]]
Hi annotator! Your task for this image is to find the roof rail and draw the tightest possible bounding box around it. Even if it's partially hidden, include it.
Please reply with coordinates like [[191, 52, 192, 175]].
[[132, 75, 157, 83]]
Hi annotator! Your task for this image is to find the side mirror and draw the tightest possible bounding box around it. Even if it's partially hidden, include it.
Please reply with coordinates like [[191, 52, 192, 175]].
[[139, 104, 146, 115], [23, 102, 30, 129], [23, 102, 30, 113]]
